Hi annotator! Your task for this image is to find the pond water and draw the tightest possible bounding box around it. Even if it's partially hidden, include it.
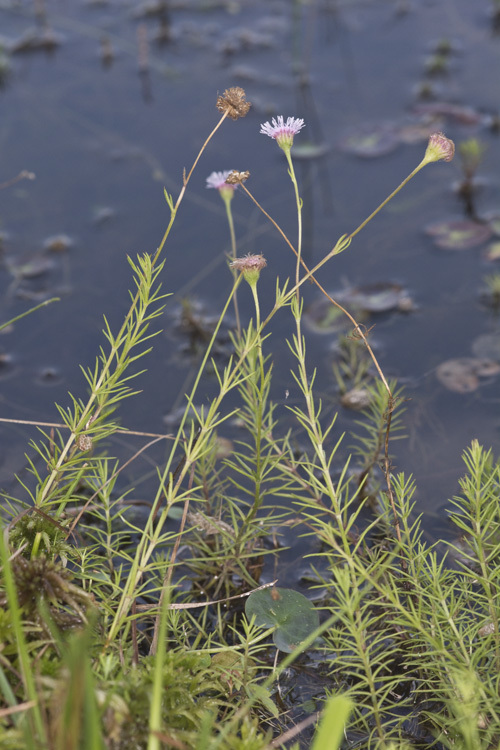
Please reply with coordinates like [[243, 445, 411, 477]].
[[0, 0, 499, 542]]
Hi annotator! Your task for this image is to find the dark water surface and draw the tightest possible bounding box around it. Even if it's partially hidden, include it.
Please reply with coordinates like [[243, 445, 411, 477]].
[[0, 0, 499, 536]]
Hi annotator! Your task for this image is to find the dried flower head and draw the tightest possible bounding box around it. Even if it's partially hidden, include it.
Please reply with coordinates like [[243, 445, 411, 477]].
[[424, 132, 455, 164], [216, 87, 251, 120], [77, 434, 93, 452], [206, 170, 237, 192], [230, 253, 267, 287], [225, 170, 250, 185], [260, 115, 305, 151], [206, 170, 237, 206], [0, 554, 94, 629]]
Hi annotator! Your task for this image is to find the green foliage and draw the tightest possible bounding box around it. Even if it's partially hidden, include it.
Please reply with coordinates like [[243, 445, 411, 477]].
[[311, 695, 353, 750], [1, 88, 498, 750]]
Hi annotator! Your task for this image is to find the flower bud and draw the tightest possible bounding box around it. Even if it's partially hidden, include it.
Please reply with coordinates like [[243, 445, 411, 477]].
[[424, 132, 455, 164]]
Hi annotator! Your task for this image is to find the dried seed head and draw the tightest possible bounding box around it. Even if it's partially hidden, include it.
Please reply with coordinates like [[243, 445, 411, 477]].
[[77, 434, 93, 452], [424, 132, 455, 163], [206, 170, 237, 191], [216, 87, 251, 120], [225, 170, 250, 185]]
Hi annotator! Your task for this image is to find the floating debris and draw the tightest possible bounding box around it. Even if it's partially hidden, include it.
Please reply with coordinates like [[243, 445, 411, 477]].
[[0, 351, 15, 379], [9, 28, 64, 55], [36, 366, 63, 386], [340, 388, 372, 411], [91, 206, 116, 225], [43, 234, 75, 253], [436, 357, 500, 393]]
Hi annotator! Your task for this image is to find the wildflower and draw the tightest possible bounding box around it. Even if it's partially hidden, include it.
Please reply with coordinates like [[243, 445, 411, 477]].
[[230, 253, 267, 288], [260, 115, 305, 152], [206, 170, 237, 201], [216, 87, 251, 120], [423, 132, 455, 164]]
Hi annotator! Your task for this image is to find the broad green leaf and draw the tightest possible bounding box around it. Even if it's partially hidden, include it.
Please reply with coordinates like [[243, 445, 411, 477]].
[[245, 587, 319, 653]]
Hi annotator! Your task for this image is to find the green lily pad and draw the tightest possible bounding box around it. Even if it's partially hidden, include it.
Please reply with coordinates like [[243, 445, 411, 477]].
[[425, 220, 492, 250], [338, 123, 399, 158], [245, 587, 319, 653]]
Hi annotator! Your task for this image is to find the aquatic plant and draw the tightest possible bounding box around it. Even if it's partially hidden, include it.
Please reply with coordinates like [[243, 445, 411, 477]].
[[3, 87, 500, 750]]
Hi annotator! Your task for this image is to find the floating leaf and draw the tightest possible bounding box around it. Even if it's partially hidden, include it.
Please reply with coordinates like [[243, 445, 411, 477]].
[[6, 255, 53, 279], [337, 282, 413, 313], [425, 220, 492, 250], [245, 587, 319, 653], [436, 357, 500, 393], [10, 27, 64, 54], [471, 333, 500, 363], [397, 115, 444, 144], [413, 102, 483, 126], [304, 299, 355, 334], [484, 242, 500, 261], [488, 216, 500, 237], [291, 142, 330, 160], [338, 123, 399, 158]]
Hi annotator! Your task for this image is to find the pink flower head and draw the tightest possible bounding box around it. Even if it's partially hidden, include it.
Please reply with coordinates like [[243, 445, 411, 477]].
[[206, 170, 237, 191], [230, 253, 267, 287], [423, 132, 455, 164], [260, 116, 305, 151]]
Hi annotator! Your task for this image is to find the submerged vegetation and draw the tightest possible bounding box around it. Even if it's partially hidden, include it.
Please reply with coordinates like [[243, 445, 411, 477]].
[[1, 86, 500, 750]]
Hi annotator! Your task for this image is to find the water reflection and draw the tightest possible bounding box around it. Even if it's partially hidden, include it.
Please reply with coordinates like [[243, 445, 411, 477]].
[[0, 0, 498, 528]]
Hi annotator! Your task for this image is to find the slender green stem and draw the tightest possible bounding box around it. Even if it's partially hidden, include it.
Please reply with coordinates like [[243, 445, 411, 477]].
[[36, 112, 229, 509], [223, 192, 241, 334], [348, 158, 428, 241], [283, 148, 303, 291]]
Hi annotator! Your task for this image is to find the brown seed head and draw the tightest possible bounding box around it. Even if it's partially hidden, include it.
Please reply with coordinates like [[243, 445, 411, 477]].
[[77, 434, 93, 452], [216, 87, 251, 120], [225, 170, 250, 185]]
